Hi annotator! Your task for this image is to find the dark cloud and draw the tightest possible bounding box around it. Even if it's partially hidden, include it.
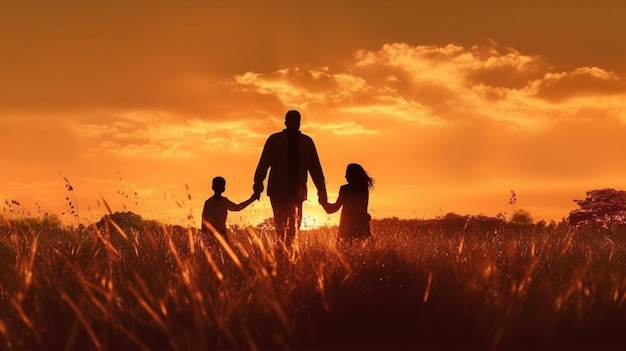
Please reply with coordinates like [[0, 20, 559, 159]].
[[0, 1, 622, 140], [465, 61, 548, 89], [4, 1, 626, 117], [535, 68, 626, 101]]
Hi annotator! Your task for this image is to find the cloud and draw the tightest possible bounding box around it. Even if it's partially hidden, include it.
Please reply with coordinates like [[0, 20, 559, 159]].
[[232, 42, 626, 134], [316, 121, 378, 135], [533, 67, 626, 101], [77, 111, 266, 159], [336, 97, 446, 126], [233, 67, 369, 107], [353, 42, 546, 89]]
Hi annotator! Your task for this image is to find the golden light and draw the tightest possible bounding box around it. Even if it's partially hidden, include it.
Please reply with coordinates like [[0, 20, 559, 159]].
[[300, 212, 334, 230]]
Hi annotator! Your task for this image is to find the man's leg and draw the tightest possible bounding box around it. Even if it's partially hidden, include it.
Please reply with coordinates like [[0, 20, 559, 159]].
[[285, 201, 303, 247], [270, 197, 289, 242]]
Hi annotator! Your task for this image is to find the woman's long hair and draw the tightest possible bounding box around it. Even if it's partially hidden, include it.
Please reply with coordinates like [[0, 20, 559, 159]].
[[346, 163, 374, 189]]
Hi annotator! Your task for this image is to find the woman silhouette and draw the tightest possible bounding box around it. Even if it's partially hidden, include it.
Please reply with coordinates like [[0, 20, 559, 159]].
[[322, 163, 374, 243]]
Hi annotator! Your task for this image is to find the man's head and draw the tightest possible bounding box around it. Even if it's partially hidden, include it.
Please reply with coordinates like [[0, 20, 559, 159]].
[[284, 110, 301, 130]]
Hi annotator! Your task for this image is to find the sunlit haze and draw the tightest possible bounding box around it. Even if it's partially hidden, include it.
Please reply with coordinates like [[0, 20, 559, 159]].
[[2, 1, 626, 228]]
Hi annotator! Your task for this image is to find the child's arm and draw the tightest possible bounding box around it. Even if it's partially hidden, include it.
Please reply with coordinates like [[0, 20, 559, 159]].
[[322, 201, 341, 214], [228, 194, 258, 212]]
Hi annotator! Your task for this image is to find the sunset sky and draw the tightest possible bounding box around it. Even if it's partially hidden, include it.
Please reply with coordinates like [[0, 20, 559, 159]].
[[2, 1, 626, 228]]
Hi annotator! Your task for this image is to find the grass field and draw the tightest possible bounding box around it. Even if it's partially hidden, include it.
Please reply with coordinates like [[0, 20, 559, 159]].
[[1, 214, 626, 350]]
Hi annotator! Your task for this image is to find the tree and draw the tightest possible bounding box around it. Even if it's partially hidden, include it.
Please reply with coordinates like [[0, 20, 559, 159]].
[[95, 211, 145, 254], [568, 188, 626, 228], [97, 211, 144, 235], [441, 212, 465, 220], [8, 214, 64, 232], [510, 209, 533, 225]]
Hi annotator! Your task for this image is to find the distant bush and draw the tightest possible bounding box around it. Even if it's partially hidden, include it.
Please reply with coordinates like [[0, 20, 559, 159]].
[[510, 209, 534, 225]]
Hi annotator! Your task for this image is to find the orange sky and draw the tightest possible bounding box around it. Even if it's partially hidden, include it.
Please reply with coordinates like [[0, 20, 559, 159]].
[[2, 1, 626, 228]]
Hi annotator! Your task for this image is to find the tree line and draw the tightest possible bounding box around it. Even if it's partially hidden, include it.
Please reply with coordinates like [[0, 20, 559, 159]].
[[2, 188, 625, 234]]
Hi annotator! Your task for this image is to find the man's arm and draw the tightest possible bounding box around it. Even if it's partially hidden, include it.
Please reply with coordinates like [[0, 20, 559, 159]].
[[253, 137, 272, 196], [307, 139, 327, 202]]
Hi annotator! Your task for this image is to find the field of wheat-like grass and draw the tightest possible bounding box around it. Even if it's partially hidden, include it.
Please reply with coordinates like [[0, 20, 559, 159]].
[[1, 216, 625, 350]]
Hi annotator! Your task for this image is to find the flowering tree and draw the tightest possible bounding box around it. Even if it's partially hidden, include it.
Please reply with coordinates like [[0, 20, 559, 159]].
[[568, 188, 626, 228]]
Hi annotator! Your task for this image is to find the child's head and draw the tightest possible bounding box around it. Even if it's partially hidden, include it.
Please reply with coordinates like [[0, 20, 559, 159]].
[[212, 176, 226, 194], [345, 163, 374, 189]]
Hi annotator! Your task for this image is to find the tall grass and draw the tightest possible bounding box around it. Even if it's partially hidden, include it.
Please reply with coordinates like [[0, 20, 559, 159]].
[[1, 215, 625, 349]]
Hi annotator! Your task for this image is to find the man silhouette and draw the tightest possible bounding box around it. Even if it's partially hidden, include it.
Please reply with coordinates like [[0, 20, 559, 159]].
[[253, 110, 327, 246]]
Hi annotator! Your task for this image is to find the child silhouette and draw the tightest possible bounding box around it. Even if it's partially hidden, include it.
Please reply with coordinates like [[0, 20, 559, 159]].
[[321, 163, 374, 243], [201, 176, 258, 242]]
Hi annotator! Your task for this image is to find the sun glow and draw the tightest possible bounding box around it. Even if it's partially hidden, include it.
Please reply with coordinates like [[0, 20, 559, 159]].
[[300, 209, 336, 230]]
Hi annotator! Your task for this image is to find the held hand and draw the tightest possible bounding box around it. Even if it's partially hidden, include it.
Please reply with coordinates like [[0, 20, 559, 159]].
[[318, 191, 328, 205], [253, 182, 264, 200], [251, 192, 261, 201], [321, 202, 331, 214]]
